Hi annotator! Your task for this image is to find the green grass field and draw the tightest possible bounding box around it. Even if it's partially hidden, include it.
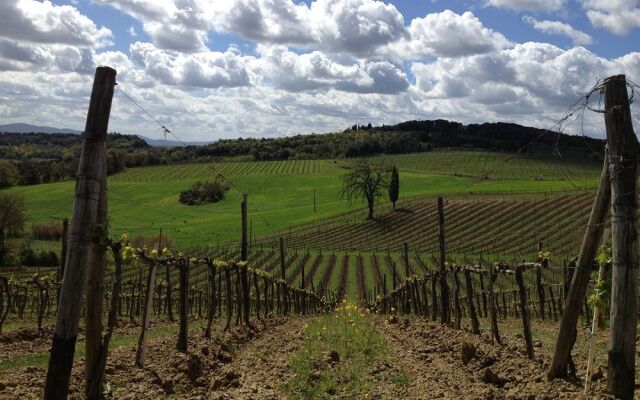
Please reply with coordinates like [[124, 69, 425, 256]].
[[5, 150, 601, 248]]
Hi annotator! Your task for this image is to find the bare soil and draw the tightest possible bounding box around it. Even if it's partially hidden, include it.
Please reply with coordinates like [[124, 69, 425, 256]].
[[0, 315, 624, 399], [378, 316, 615, 399]]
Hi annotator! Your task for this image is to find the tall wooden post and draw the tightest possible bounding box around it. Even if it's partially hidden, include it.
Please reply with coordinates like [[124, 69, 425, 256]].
[[56, 218, 69, 308], [604, 75, 638, 400], [437, 197, 450, 325], [488, 265, 501, 344], [403, 242, 410, 277], [58, 218, 68, 282], [45, 66, 116, 400], [516, 266, 534, 359], [548, 153, 611, 379], [240, 193, 250, 325], [135, 229, 161, 367], [177, 259, 189, 353], [280, 237, 286, 281]]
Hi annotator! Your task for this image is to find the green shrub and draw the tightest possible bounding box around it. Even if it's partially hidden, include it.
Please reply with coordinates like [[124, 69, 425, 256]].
[[179, 179, 230, 205]]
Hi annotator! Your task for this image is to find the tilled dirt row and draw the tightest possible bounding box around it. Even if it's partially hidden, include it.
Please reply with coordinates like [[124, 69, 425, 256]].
[[0, 317, 306, 400], [377, 316, 614, 400]]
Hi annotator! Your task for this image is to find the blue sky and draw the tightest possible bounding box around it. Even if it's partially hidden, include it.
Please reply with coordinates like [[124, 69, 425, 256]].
[[0, 0, 638, 140]]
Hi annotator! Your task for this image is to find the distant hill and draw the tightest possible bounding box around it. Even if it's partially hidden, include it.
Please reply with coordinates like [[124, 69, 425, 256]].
[[0, 123, 82, 134], [137, 135, 213, 147]]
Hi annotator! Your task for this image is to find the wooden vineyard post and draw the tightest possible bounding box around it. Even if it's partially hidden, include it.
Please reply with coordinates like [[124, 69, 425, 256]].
[[548, 152, 611, 379], [205, 260, 216, 338], [224, 264, 232, 331], [135, 229, 161, 367], [453, 268, 462, 330], [165, 260, 174, 322], [44, 66, 116, 400], [535, 241, 546, 321], [404, 242, 410, 277], [463, 269, 480, 334], [177, 259, 189, 353], [488, 265, 501, 344], [604, 75, 638, 400], [437, 197, 450, 325], [280, 237, 286, 281], [57, 218, 69, 307], [515, 266, 534, 359], [240, 193, 250, 326], [86, 243, 123, 398]]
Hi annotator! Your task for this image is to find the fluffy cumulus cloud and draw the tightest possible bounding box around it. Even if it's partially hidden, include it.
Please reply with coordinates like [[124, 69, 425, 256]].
[[523, 16, 592, 46], [0, 0, 112, 47], [410, 42, 640, 132], [485, 0, 567, 12], [256, 45, 409, 94], [1, 0, 639, 140], [129, 42, 254, 88], [580, 0, 640, 35], [388, 10, 512, 59], [93, 0, 209, 52]]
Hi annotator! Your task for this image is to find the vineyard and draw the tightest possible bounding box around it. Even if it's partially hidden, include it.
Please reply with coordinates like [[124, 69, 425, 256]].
[[256, 191, 596, 256], [0, 69, 637, 400], [110, 159, 329, 182]]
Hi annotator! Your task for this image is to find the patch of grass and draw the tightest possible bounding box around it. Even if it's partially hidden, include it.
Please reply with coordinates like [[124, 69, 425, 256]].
[[285, 302, 407, 399]]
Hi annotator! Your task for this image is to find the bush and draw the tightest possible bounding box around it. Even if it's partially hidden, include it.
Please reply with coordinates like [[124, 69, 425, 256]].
[[179, 179, 230, 206], [19, 248, 59, 267], [32, 222, 64, 241]]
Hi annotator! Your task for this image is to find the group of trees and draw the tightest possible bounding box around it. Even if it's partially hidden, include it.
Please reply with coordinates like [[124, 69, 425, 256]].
[[0, 132, 153, 188], [342, 161, 400, 219]]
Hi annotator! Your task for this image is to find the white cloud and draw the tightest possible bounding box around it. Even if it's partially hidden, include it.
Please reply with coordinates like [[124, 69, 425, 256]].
[[410, 42, 638, 133], [523, 16, 593, 46], [485, 0, 567, 12], [0, 39, 95, 74], [99, 0, 407, 56], [129, 42, 254, 88], [0, 0, 112, 48], [128, 26, 137, 37], [256, 45, 409, 93], [580, 0, 640, 35], [93, 0, 209, 52], [388, 10, 512, 59]]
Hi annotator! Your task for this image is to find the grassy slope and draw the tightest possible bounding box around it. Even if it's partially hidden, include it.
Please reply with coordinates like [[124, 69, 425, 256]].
[[5, 151, 600, 248]]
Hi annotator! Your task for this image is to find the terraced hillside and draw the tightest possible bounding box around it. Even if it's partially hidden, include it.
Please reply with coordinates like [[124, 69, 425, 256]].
[[255, 191, 596, 257]]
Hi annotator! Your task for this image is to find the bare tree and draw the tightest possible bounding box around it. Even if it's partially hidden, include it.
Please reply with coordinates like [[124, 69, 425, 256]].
[[341, 160, 390, 219]]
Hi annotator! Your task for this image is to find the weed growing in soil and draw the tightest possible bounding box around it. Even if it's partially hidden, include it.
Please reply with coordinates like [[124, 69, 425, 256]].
[[285, 301, 408, 399]]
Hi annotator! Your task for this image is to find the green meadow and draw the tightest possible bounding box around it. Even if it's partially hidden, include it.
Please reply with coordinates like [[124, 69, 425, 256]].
[[5, 151, 601, 247]]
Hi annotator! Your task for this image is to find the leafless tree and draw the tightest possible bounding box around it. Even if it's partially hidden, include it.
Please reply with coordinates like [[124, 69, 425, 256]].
[[341, 160, 390, 219]]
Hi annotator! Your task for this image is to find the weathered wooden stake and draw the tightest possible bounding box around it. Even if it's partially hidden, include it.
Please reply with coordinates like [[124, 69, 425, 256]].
[[45, 66, 116, 400], [177, 259, 189, 353], [135, 229, 161, 367], [280, 237, 286, 281], [605, 74, 638, 400], [488, 265, 501, 344], [464, 269, 480, 334], [437, 197, 450, 325], [515, 266, 534, 359], [240, 193, 250, 326], [548, 153, 610, 379]]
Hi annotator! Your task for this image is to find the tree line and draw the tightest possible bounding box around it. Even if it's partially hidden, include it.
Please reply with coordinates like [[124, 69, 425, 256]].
[[0, 119, 604, 188]]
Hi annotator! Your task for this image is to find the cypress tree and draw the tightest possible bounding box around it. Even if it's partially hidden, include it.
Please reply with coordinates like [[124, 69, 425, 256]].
[[389, 166, 399, 210]]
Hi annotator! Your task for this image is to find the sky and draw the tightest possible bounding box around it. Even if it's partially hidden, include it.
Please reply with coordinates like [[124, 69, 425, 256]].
[[0, 0, 639, 141]]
